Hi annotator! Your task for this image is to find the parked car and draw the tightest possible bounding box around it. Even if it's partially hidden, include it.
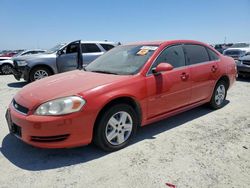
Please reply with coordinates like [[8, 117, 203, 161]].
[[223, 42, 250, 60], [5, 40, 236, 151], [0, 49, 46, 75], [237, 52, 250, 77], [214, 43, 233, 54], [0, 52, 18, 57], [12, 40, 118, 82]]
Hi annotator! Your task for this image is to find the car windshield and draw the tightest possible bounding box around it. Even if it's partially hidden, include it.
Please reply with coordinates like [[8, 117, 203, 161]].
[[12, 51, 24, 57], [231, 43, 250, 48], [46, 44, 66, 53], [85, 45, 158, 75]]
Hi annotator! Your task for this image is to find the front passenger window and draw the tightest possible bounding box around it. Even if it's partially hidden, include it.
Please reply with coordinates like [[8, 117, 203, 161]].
[[65, 44, 78, 54], [151, 45, 185, 73]]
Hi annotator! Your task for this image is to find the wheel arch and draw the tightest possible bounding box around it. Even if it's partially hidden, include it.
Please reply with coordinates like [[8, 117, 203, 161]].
[[93, 96, 143, 135], [29, 64, 55, 75], [0, 62, 14, 68], [216, 75, 230, 90]]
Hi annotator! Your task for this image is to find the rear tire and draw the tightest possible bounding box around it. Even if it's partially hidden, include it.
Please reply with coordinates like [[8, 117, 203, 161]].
[[29, 66, 52, 82], [93, 104, 138, 152], [1, 64, 13, 75], [209, 80, 227, 109]]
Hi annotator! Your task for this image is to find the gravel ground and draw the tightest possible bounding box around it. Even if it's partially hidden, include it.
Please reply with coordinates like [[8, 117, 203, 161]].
[[0, 74, 249, 188]]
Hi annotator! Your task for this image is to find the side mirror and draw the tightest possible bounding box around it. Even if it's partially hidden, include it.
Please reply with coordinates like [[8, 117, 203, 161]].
[[57, 50, 62, 56], [152, 63, 173, 74]]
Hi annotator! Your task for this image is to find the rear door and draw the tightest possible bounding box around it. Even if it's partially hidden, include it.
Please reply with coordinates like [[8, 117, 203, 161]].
[[146, 44, 192, 118], [183, 44, 220, 104], [56, 42, 78, 73], [82, 43, 104, 66]]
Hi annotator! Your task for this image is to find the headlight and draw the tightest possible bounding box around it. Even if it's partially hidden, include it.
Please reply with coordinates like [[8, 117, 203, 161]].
[[35, 96, 86, 116], [16, 60, 27, 66]]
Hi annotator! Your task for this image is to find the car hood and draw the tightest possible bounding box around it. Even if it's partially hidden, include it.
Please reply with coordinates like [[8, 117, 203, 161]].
[[13, 53, 56, 61], [14, 70, 131, 110], [224, 47, 250, 52]]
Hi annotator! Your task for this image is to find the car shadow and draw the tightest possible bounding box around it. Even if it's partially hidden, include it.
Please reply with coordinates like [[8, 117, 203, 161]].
[[7, 81, 27, 88], [0, 101, 229, 171]]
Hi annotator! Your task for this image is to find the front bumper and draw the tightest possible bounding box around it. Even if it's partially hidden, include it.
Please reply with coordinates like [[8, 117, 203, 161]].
[[12, 63, 30, 81], [6, 104, 95, 148]]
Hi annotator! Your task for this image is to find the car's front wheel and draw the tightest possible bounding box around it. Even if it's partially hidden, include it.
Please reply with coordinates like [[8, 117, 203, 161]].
[[30, 66, 52, 82], [209, 80, 227, 109], [1, 64, 13, 75], [94, 104, 138, 151]]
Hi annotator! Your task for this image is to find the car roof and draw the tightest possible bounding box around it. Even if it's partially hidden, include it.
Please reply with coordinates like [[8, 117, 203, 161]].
[[80, 41, 118, 45], [126, 40, 210, 47], [23, 49, 46, 52]]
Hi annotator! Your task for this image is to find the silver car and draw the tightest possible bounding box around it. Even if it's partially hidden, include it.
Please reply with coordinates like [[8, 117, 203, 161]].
[[12, 40, 118, 82]]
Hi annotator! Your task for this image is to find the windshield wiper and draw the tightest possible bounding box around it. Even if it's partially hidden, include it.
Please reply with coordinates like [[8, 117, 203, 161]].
[[90, 70, 118, 75]]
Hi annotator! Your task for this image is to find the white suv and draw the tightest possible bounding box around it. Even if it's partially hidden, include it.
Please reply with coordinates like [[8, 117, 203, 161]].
[[0, 49, 46, 75]]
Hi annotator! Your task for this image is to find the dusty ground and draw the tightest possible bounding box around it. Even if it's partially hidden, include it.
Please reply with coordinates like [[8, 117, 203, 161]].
[[0, 74, 249, 188]]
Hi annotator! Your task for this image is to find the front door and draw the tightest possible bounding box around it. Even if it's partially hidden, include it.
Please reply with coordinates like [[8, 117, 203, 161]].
[[146, 44, 192, 118], [56, 42, 79, 73]]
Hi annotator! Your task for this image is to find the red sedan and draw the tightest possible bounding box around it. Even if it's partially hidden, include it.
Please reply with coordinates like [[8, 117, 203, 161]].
[[6, 40, 236, 151]]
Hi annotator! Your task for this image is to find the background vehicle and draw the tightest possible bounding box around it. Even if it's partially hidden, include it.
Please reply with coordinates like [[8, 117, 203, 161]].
[[12, 40, 119, 82], [6, 40, 236, 151], [214, 43, 233, 54], [0, 52, 18, 57], [0, 49, 46, 75], [237, 52, 250, 77], [223, 42, 250, 60]]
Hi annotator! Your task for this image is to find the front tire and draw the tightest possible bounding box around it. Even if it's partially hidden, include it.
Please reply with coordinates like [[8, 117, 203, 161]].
[[209, 80, 227, 109], [29, 66, 52, 82], [94, 104, 138, 152]]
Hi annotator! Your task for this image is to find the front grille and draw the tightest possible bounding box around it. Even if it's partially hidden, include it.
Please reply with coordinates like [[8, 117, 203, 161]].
[[31, 134, 70, 142], [13, 99, 29, 114], [242, 60, 250, 65]]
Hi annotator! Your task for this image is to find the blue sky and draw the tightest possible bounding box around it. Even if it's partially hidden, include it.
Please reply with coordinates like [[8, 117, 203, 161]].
[[0, 0, 250, 50]]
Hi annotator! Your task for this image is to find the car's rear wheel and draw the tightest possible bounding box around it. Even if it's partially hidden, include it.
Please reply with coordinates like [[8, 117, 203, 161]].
[[30, 67, 52, 82], [1, 64, 13, 75], [209, 80, 227, 109], [94, 104, 138, 151]]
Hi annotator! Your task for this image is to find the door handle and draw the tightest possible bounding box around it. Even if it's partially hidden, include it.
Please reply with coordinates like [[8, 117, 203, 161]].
[[180, 72, 189, 81], [211, 65, 218, 73]]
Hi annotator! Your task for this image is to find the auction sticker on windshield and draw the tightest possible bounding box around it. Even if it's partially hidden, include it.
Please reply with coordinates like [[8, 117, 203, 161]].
[[137, 46, 158, 56]]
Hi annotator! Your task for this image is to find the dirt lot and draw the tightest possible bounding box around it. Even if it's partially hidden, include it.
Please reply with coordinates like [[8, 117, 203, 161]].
[[0, 74, 249, 188]]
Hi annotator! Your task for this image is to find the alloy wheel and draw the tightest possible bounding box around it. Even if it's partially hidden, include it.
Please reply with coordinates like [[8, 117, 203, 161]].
[[215, 84, 226, 106], [1, 65, 13, 74], [34, 70, 49, 80], [105, 111, 133, 145]]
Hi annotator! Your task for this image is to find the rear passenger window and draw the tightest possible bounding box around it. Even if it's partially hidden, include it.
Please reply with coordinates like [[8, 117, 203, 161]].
[[82, 44, 101, 53], [100, 44, 115, 51], [154, 45, 185, 68], [184, 44, 209, 65], [207, 48, 219, 61]]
